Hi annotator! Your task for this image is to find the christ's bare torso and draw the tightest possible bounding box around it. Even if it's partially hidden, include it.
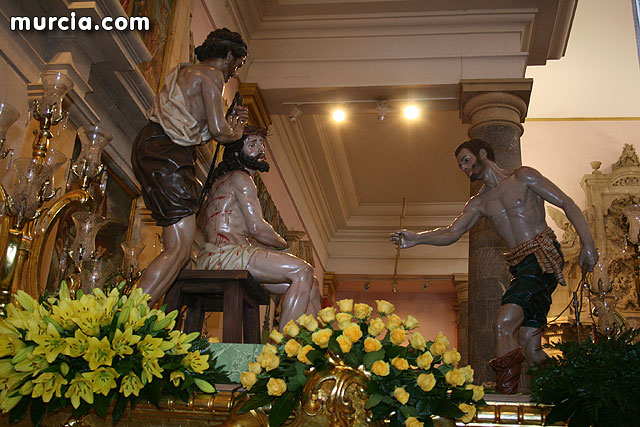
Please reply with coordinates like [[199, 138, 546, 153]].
[[203, 170, 252, 246], [473, 168, 548, 248]]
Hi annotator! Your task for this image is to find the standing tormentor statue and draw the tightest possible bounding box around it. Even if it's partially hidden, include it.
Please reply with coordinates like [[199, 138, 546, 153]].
[[132, 28, 249, 306], [390, 138, 598, 394], [196, 127, 321, 328]]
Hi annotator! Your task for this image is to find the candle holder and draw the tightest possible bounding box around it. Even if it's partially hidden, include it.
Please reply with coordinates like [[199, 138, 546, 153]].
[[71, 125, 112, 190], [31, 71, 74, 159], [0, 102, 19, 161]]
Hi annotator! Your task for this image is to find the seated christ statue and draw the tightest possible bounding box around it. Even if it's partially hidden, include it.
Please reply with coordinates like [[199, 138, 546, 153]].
[[196, 126, 321, 328]]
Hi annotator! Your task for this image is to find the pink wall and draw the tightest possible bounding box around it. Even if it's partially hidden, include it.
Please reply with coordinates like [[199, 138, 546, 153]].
[[335, 291, 459, 350]]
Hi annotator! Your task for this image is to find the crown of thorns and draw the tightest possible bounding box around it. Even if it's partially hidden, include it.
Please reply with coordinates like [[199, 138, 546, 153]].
[[243, 126, 269, 138]]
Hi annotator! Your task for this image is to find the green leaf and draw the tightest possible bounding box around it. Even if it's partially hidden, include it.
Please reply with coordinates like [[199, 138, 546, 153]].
[[268, 392, 297, 427], [365, 394, 383, 409], [30, 398, 46, 427], [71, 400, 91, 420], [238, 393, 274, 414], [344, 352, 361, 367], [9, 396, 30, 425], [363, 349, 385, 369], [93, 393, 112, 418], [112, 393, 128, 425], [295, 362, 307, 386]]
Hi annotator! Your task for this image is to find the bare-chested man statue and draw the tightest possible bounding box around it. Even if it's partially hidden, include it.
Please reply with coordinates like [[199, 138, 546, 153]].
[[390, 139, 598, 394], [132, 28, 249, 306], [196, 126, 321, 328]]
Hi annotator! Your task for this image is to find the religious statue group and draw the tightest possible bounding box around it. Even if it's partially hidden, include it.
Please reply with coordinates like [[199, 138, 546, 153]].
[[131, 28, 598, 395]]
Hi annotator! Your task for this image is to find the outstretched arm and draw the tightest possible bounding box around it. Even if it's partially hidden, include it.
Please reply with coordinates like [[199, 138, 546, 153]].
[[201, 71, 248, 144], [232, 172, 288, 249], [520, 167, 598, 271], [390, 199, 483, 248]]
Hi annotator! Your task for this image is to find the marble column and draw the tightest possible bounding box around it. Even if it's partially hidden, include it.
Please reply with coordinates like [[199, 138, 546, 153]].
[[459, 80, 532, 386], [453, 275, 469, 365]]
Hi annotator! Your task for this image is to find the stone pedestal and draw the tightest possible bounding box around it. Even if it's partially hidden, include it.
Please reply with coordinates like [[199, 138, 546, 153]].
[[459, 80, 532, 385]]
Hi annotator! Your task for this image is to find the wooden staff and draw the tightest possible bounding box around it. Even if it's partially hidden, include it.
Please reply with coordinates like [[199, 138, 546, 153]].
[[391, 198, 406, 292]]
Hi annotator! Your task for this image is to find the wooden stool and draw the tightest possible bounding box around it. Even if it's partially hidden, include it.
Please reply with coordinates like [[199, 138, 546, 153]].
[[164, 270, 269, 343]]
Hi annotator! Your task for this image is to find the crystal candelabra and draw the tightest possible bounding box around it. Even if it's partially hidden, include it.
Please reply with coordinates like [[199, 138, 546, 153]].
[[622, 205, 640, 306], [0, 70, 115, 314]]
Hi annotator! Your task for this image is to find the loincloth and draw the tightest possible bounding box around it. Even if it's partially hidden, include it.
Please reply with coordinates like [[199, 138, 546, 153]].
[[131, 121, 199, 227], [196, 243, 260, 271], [502, 229, 565, 328], [503, 227, 565, 286]]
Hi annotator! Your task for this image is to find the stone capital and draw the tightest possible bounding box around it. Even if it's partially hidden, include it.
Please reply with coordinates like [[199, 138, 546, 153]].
[[459, 79, 533, 137], [453, 275, 469, 304]]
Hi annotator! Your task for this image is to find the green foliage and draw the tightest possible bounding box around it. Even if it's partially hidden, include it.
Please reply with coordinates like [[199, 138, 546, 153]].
[[529, 329, 640, 427]]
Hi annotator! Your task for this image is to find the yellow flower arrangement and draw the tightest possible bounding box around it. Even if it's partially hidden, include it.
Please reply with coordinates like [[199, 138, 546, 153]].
[[0, 283, 229, 426], [237, 299, 485, 426]]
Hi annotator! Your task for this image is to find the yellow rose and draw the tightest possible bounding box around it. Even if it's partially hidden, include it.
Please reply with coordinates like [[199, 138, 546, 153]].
[[367, 318, 386, 336], [283, 320, 300, 337], [336, 313, 353, 330], [259, 353, 280, 372], [269, 330, 284, 344], [460, 365, 474, 383], [240, 371, 257, 390], [405, 417, 424, 427], [247, 362, 262, 375], [371, 360, 390, 377], [466, 384, 484, 401], [445, 368, 465, 387], [375, 299, 394, 315], [297, 345, 313, 365], [417, 373, 436, 392], [311, 328, 332, 349], [443, 348, 461, 365], [416, 351, 434, 370], [353, 303, 373, 319], [389, 328, 407, 345], [284, 339, 302, 358], [393, 387, 410, 405], [317, 307, 336, 324], [432, 332, 450, 352], [391, 357, 409, 371], [297, 314, 319, 332], [336, 334, 352, 353], [386, 314, 404, 331], [430, 341, 447, 357], [404, 315, 419, 330], [266, 378, 287, 396], [343, 324, 363, 343], [410, 332, 427, 351], [458, 403, 476, 423], [261, 343, 278, 355], [336, 299, 354, 312], [364, 337, 382, 353]]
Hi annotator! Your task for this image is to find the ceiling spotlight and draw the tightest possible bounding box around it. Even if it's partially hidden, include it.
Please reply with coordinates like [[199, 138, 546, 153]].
[[363, 281, 371, 292], [332, 106, 346, 122], [288, 104, 303, 122], [422, 281, 430, 291], [376, 101, 388, 122], [404, 105, 419, 120]]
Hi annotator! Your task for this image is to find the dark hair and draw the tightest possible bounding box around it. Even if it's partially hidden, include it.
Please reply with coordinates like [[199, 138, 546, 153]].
[[454, 139, 495, 161], [194, 28, 247, 62], [211, 127, 269, 182]]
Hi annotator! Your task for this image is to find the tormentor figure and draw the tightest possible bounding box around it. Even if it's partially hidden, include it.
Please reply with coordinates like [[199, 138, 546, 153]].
[[196, 127, 321, 329], [390, 139, 597, 394], [132, 28, 249, 306]]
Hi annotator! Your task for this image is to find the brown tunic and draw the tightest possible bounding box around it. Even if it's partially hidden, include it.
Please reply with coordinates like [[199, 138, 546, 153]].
[[131, 121, 199, 227]]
